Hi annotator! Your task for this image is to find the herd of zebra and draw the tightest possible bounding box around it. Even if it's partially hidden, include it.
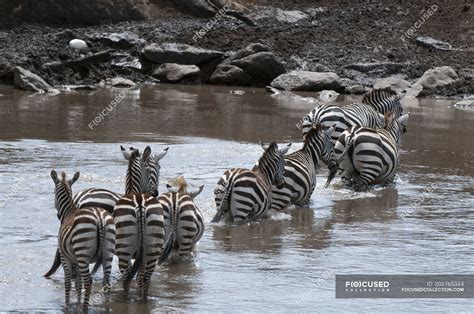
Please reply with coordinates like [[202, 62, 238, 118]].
[[46, 87, 409, 310]]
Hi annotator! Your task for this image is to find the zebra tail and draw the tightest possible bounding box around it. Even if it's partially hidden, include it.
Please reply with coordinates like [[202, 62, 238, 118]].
[[211, 180, 233, 223], [336, 134, 354, 164], [91, 218, 105, 276], [125, 205, 145, 285], [158, 231, 175, 265], [43, 249, 61, 278], [159, 200, 178, 265], [90, 217, 106, 276]]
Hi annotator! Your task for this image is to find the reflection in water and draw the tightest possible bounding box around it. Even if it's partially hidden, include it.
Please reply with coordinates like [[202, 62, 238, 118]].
[[0, 85, 473, 312]]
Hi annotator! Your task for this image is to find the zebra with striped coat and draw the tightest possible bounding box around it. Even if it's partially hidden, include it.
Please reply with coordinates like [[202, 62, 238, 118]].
[[44, 145, 168, 278], [113, 147, 165, 298], [270, 124, 338, 211], [297, 88, 404, 141], [50, 171, 115, 310], [212, 142, 291, 223], [157, 176, 205, 264], [335, 112, 410, 191]]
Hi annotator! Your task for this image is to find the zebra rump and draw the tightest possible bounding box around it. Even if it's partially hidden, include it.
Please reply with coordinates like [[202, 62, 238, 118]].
[[157, 176, 204, 264]]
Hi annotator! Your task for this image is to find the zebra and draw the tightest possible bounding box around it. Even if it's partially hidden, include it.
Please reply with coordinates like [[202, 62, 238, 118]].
[[113, 147, 165, 298], [212, 142, 291, 224], [50, 170, 115, 310], [362, 87, 405, 118], [270, 124, 338, 211], [157, 176, 205, 264], [44, 145, 168, 278], [297, 88, 404, 142], [334, 112, 410, 191]]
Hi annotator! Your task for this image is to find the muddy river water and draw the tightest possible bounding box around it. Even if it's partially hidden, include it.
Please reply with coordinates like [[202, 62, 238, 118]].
[[0, 84, 473, 312]]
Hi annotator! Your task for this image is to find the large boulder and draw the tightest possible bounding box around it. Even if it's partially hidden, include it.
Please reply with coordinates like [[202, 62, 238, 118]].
[[270, 71, 342, 92], [373, 76, 412, 94], [408, 66, 459, 97], [152, 63, 201, 84], [13, 67, 52, 92], [343, 62, 407, 86], [210, 43, 284, 87], [143, 43, 225, 65], [0, 0, 150, 25]]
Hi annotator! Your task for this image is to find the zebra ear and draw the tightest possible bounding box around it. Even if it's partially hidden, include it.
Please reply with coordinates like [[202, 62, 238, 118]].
[[69, 172, 80, 186], [260, 141, 269, 151], [190, 185, 204, 199], [50, 170, 59, 184], [397, 113, 410, 125], [156, 147, 169, 160], [279, 143, 292, 155], [325, 124, 336, 136], [121, 145, 138, 160], [143, 146, 151, 160]]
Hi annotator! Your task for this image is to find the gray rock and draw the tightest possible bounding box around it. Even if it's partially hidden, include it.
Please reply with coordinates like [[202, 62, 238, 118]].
[[210, 64, 251, 86], [106, 77, 137, 88], [270, 71, 341, 92], [345, 84, 369, 94], [13, 66, 52, 92], [42, 50, 114, 70], [111, 54, 142, 71], [286, 55, 331, 72], [89, 31, 145, 48], [275, 9, 308, 23], [211, 44, 284, 87], [373, 76, 412, 93], [412, 66, 459, 97], [152, 63, 201, 84], [143, 43, 224, 65], [416, 36, 453, 51], [454, 99, 474, 108], [343, 62, 407, 86]]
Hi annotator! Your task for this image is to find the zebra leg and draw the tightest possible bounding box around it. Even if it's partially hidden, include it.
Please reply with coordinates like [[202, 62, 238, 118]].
[[78, 261, 92, 310], [61, 258, 73, 305], [142, 256, 158, 299], [101, 221, 115, 307], [72, 264, 82, 303], [118, 257, 132, 296]]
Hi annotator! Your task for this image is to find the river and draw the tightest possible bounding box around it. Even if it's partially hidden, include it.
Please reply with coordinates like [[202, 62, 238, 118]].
[[0, 84, 472, 312]]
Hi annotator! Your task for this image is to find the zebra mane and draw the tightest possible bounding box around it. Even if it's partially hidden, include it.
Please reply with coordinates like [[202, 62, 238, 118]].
[[303, 124, 322, 147], [362, 88, 397, 104]]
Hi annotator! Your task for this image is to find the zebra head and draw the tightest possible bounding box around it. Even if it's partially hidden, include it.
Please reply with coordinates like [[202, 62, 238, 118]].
[[121, 146, 148, 195], [50, 170, 80, 220], [143, 146, 169, 198], [384, 112, 410, 145], [259, 142, 291, 189], [305, 124, 338, 187], [363, 88, 404, 118]]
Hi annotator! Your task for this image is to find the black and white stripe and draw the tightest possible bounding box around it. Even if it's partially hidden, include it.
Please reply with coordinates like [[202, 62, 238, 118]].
[[335, 112, 410, 191], [212, 142, 291, 223], [298, 88, 405, 142], [113, 147, 165, 298], [50, 171, 115, 310], [270, 124, 337, 210], [157, 177, 204, 264], [362, 88, 405, 118], [44, 145, 168, 278]]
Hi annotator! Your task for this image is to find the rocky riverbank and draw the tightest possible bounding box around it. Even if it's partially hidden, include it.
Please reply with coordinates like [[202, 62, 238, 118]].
[[0, 0, 472, 97]]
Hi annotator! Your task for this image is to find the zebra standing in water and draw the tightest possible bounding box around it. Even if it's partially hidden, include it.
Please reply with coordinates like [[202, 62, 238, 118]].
[[297, 88, 404, 141], [113, 147, 165, 298], [44, 145, 168, 278], [270, 124, 338, 211], [335, 112, 410, 191], [50, 170, 115, 310], [157, 176, 205, 264], [212, 142, 291, 223]]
